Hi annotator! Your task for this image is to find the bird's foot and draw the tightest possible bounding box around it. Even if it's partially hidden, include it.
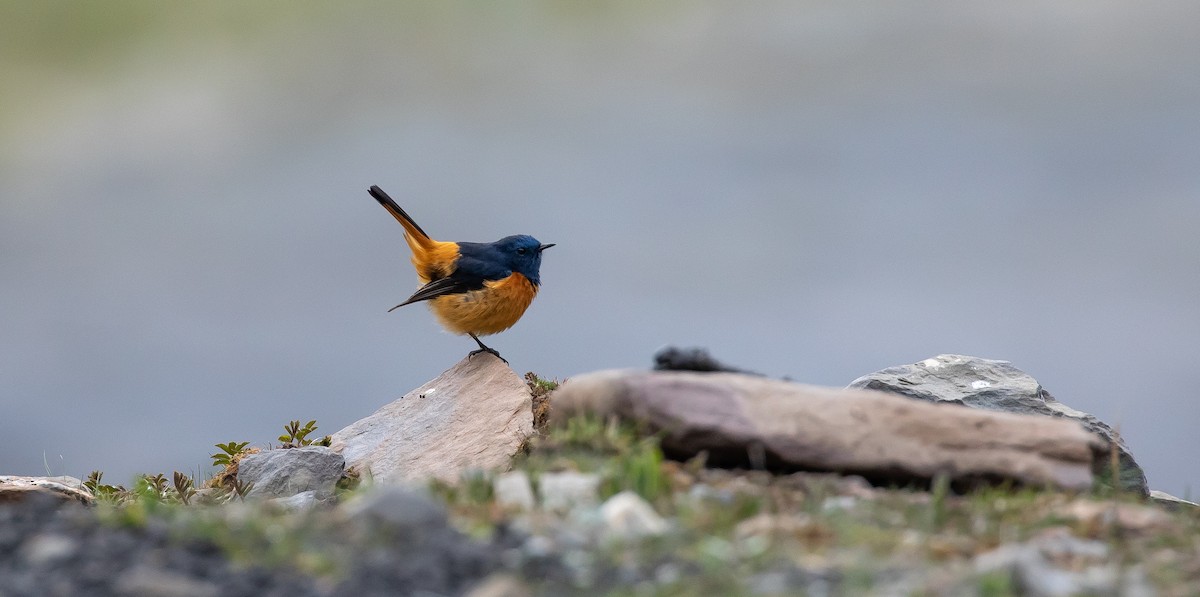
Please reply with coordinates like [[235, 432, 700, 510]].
[[468, 333, 507, 363], [468, 346, 507, 364], [467, 333, 507, 363]]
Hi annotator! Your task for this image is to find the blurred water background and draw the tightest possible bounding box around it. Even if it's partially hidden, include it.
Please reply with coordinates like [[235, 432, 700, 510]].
[[2, 2, 1197, 496]]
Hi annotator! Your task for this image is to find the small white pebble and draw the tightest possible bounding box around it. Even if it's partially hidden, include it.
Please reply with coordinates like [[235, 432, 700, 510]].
[[600, 491, 669, 538], [822, 496, 858, 512], [523, 534, 555, 557]]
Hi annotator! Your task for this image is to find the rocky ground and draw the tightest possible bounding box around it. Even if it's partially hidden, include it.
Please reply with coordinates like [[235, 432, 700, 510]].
[[1, 486, 504, 597], [3, 349, 1198, 596], [3, 463, 1198, 596]]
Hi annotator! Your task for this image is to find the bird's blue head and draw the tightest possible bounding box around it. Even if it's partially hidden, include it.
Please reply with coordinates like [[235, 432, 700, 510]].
[[490, 234, 554, 285]]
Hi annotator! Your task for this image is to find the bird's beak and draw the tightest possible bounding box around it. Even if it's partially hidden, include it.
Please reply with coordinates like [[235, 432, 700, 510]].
[[538, 243, 555, 252]]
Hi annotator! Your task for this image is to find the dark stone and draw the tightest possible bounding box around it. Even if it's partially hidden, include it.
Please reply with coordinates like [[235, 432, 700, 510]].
[[653, 346, 761, 375]]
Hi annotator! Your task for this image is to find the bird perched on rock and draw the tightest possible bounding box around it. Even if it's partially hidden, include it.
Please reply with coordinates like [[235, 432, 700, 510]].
[[368, 185, 553, 362]]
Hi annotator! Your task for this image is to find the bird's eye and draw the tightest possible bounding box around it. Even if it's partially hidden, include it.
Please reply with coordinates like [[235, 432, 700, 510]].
[[516, 247, 528, 256]]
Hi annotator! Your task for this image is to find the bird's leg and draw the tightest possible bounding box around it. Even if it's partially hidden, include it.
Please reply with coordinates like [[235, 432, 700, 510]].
[[468, 333, 507, 364]]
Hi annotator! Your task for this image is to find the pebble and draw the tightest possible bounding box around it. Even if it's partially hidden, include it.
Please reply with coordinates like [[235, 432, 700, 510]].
[[599, 491, 669, 539], [494, 471, 536, 510], [538, 472, 600, 511]]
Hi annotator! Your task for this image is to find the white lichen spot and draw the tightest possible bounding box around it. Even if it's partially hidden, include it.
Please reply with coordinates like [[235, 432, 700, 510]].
[[970, 380, 991, 389], [921, 358, 942, 369]]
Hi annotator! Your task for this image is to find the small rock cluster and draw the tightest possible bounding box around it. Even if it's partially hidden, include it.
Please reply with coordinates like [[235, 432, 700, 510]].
[[494, 470, 668, 539], [238, 350, 1164, 504]]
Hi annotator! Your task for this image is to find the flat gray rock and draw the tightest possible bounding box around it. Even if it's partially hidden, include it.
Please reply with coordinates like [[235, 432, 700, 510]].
[[551, 369, 1107, 491], [1149, 489, 1199, 512], [847, 354, 1147, 495], [331, 353, 533, 484], [0, 476, 92, 506], [236, 446, 344, 499]]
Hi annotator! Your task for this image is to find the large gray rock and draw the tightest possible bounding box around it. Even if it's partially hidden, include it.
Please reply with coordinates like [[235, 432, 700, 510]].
[[847, 354, 1148, 496], [236, 446, 345, 499], [551, 370, 1106, 491], [331, 353, 533, 484], [0, 476, 92, 505]]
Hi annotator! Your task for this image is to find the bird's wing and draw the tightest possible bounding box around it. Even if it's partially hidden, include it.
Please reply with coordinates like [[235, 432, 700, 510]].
[[389, 276, 475, 311], [388, 256, 511, 311]]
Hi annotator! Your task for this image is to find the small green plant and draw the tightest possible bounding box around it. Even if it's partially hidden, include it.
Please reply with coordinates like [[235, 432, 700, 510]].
[[461, 470, 495, 505], [228, 477, 254, 502], [607, 436, 667, 502], [427, 472, 494, 508], [928, 472, 951, 530], [172, 471, 197, 505], [335, 466, 362, 495], [524, 372, 560, 433], [83, 470, 127, 503], [278, 420, 331, 448], [525, 372, 560, 393], [978, 569, 1018, 597], [134, 473, 170, 503], [211, 441, 251, 467], [556, 414, 617, 448], [527, 413, 669, 504]]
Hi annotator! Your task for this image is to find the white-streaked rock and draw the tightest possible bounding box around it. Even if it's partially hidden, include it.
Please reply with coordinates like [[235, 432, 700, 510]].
[[236, 445, 344, 499], [848, 354, 1147, 495], [0, 475, 92, 505]]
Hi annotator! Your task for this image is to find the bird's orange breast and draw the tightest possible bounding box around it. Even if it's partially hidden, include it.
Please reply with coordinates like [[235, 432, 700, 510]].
[[428, 272, 539, 336]]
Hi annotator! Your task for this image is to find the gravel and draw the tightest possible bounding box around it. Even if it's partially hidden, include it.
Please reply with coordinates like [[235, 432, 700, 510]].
[[0, 490, 510, 597]]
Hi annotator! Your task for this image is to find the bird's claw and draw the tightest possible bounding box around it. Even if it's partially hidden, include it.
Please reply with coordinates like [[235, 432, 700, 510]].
[[468, 347, 507, 364]]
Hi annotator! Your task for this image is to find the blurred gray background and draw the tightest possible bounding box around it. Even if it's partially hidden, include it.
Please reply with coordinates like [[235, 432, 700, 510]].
[[1, 2, 1196, 496]]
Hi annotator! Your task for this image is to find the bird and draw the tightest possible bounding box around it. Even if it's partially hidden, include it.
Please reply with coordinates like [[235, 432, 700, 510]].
[[368, 185, 553, 362]]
